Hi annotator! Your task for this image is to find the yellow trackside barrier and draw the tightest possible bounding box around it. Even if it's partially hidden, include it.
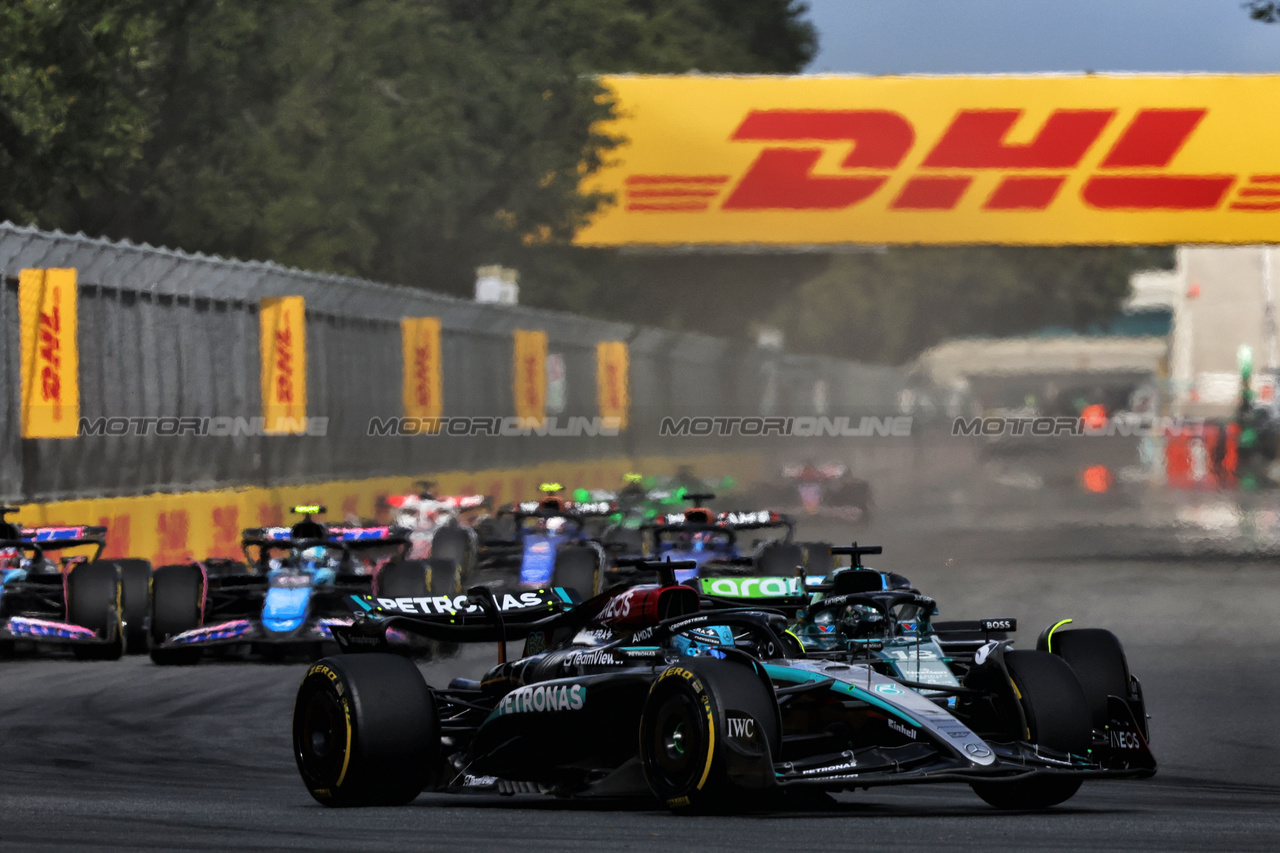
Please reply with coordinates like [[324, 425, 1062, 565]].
[[17, 453, 762, 566]]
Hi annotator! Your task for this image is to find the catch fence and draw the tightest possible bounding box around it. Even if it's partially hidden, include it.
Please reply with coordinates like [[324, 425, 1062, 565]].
[[0, 223, 904, 503]]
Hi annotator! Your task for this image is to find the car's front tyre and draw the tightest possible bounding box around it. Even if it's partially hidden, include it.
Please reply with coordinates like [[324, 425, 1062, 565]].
[[149, 564, 204, 665], [1041, 627, 1135, 730], [116, 559, 153, 655], [970, 650, 1091, 809], [293, 654, 438, 807], [67, 561, 124, 661], [639, 658, 780, 813]]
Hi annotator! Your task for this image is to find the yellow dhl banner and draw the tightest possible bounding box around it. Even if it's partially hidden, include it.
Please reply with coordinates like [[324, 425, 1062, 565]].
[[513, 330, 547, 421], [260, 296, 306, 434], [577, 74, 1280, 246], [402, 317, 443, 418], [596, 341, 630, 429], [19, 268, 79, 438]]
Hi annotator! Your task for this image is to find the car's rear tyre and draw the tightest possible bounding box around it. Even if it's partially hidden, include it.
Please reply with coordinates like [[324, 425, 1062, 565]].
[[429, 527, 475, 584], [375, 560, 429, 599], [551, 547, 600, 600], [640, 658, 780, 813], [376, 560, 456, 657], [1041, 628, 1132, 730], [830, 480, 872, 519], [970, 650, 1090, 809], [476, 515, 516, 543], [66, 562, 124, 661], [293, 654, 438, 807], [150, 564, 204, 665], [754, 542, 804, 576], [426, 557, 461, 597], [799, 542, 834, 578], [116, 559, 153, 655], [602, 525, 645, 558]]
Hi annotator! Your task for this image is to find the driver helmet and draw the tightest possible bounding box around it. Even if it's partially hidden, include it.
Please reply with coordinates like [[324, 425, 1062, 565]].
[[841, 603, 885, 638], [796, 609, 842, 650], [0, 546, 21, 570], [298, 545, 328, 571], [672, 625, 735, 657]]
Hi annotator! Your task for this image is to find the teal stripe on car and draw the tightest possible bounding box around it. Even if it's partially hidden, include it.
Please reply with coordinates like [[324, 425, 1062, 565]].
[[763, 664, 922, 728]]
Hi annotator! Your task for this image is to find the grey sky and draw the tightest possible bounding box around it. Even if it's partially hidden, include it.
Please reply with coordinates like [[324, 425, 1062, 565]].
[[805, 0, 1280, 75]]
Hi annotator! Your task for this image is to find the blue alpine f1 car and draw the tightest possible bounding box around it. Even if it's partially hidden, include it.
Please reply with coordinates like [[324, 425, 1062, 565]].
[[147, 506, 460, 664], [0, 507, 151, 659]]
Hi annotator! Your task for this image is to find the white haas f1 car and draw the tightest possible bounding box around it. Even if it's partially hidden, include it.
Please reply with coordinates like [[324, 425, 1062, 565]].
[[385, 482, 489, 577]]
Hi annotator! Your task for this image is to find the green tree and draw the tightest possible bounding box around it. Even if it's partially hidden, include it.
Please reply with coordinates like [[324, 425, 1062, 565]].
[[65, 1, 603, 282], [0, 1, 160, 223], [765, 247, 1172, 364], [1246, 1, 1280, 23], [56, 0, 814, 294]]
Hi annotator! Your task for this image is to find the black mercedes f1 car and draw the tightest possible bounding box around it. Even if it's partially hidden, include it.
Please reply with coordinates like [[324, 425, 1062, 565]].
[[291, 556, 1154, 812]]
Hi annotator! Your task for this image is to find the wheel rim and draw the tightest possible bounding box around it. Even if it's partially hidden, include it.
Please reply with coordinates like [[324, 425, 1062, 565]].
[[295, 686, 348, 788], [648, 692, 704, 791], [666, 722, 687, 759]]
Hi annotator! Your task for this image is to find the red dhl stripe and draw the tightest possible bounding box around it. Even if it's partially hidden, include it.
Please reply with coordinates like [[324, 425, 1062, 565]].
[[624, 175, 730, 185], [627, 189, 720, 198], [627, 202, 713, 212]]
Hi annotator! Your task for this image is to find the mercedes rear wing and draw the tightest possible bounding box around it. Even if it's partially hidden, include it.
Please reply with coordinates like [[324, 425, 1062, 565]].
[[333, 559, 700, 654], [331, 585, 580, 655]]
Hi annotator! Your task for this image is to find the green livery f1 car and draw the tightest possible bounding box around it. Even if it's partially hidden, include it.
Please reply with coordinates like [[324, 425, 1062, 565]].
[[291, 551, 1153, 812]]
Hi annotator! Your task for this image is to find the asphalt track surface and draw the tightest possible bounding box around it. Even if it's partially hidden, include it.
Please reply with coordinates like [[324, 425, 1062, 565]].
[[2, 470, 1279, 851]]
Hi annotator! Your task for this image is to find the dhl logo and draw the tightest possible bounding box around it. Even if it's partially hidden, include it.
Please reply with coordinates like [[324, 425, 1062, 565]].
[[274, 320, 295, 409], [37, 289, 64, 417], [19, 268, 78, 438], [260, 296, 305, 432], [624, 108, 1277, 216], [413, 343, 434, 408], [603, 361, 621, 409], [512, 330, 547, 420], [401, 317, 441, 420], [522, 354, 541, 408]]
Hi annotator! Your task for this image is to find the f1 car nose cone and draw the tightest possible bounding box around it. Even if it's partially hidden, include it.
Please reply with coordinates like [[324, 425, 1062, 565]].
[[965, 743, 993, 758], [263, 587, 311, 633]]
